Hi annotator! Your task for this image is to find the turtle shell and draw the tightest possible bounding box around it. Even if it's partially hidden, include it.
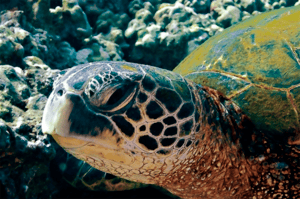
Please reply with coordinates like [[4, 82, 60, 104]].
[[174, 6, 300, 136]]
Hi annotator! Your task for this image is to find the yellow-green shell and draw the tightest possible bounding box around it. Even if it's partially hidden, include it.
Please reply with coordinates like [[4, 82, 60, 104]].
[[174, 6, 300, 135]]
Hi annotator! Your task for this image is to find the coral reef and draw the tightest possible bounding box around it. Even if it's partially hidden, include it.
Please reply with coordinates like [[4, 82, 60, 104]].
[[125, 1, 211, 70], [50, 0, 92, 48], [0, 62, 57, 199]]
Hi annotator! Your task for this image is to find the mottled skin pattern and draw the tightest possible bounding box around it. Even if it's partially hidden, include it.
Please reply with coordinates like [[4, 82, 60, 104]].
[[43, 61, 300, 198], [51, 140, 147, 191]]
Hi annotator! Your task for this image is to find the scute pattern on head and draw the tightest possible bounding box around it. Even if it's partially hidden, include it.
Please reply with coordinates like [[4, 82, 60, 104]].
[[43, 61, 202, 184], [110, 64, 199, 154]]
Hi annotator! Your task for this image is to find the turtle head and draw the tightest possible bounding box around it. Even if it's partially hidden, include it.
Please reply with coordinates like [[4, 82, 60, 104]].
[[42, 61, 200, 184]]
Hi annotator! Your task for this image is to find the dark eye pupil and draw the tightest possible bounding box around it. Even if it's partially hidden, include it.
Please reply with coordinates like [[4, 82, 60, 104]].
[[89, 90, 95, 97], [107, 87, 125, 105]]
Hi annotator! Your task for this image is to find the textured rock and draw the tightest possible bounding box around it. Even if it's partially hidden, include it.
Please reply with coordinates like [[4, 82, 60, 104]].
[[0, 119, 56, 199], [125, 1, 209, 70], [50, 0, 92, 48], [82, 34, 124, 62], [75, 48, 94, 64], [182, 0, 211, 13], [128, 0, 145, 15], [216, 5, 241, 28], [0, 9, 77, 70], [242, 10, 252, 20], [24, 29, 77, 70], [0, 22, 25, 65], [95, 10, 130, 33], [78, 0, 131, 16], [240, 0, 257, 13], [23, 56, 60, 96], [0, 65, 30, 109]]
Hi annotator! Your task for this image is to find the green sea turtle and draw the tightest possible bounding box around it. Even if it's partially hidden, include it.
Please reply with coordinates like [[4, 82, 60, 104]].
[[42, 6, 300, 199]]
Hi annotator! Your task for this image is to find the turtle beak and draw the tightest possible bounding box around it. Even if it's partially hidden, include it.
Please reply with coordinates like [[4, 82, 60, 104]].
[[42, 83, 120, 150], [42, 87, 73, 137], [42, 87, 91, 149]]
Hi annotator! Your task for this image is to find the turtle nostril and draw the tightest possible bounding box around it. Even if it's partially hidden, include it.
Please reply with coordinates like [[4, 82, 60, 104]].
[[57, 89, 64, 96]]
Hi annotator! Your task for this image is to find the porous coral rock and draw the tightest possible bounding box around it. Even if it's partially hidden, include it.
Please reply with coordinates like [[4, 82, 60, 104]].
[[0, 9, 77, 70], [0, 29, 24, 65], [240, 0, 258, 13], [50, 0, 92, 48], [125, 1, 209, 70], [216, 5, 241, 28], [82, 34, 124, 62], [0, 119, 56, 199], [75, 48, 93, 64], [128, 0, 145, 15], [181, 0, 211, 13], [95, 10, 130, 33], [23, 56, 59, 96], [79, 0, 131, 16], [0, 12, 27, 66], [0, 65, 56, 199], [24, 29, 77, 70], [125, 2, 155, 39], [0, 65, 30, 109]]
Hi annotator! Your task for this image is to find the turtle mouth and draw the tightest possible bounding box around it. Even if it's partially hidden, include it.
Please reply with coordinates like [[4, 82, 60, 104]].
[[51, 132, 90, 149], [51, 133, 135, 167]]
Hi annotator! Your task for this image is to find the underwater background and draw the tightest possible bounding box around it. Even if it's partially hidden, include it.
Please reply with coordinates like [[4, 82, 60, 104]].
[[0, 0, 300, 198]]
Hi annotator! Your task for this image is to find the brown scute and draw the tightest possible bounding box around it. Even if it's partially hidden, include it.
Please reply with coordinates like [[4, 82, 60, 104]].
[[164, 126, 177, 136], [179, 119, 194, 137], [126, 106, 142, 121], [112, 115, 134, 137], [156, 88, 182, 113], [139, 125, 146, 131], [186, 140, 192, 147], [142, 74, 156, 92], [177, 102, 195, 119], [146, 101, 164, 119], [195, 124, 200, 132], [150, 122, 164, 136], [139, 135, 158, 150], [160, 137, 177, 147], [163, 116, 177, 125], [68, 93, 114, 136], [173, 80, 192, 101], [176, 139, 185, 148], [138, 92, 148, 103], [156, 149, 171, 155]]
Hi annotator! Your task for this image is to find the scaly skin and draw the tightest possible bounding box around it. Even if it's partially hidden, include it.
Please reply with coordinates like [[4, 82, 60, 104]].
[[43, 62, 300, 198]]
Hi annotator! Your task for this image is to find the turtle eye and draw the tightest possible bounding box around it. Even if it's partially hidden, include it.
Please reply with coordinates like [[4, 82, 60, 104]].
[[106, 86, 127, 105], [87, 82, 137, 112]]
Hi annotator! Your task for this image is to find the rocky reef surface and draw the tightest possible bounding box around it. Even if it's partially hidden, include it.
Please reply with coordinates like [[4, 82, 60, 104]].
[[0, 0, 300, 198]]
